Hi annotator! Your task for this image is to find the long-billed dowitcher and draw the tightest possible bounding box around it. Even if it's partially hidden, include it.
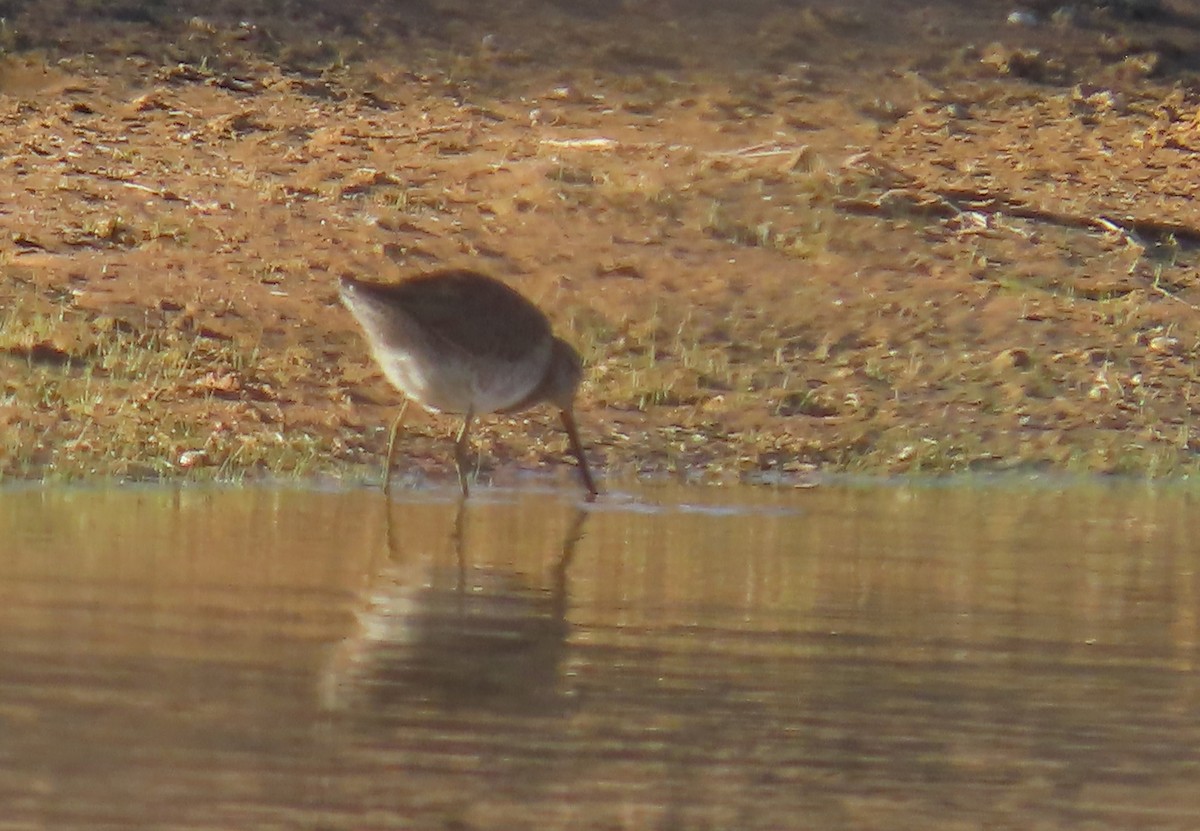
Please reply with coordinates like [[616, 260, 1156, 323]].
[[339, 269, 598, 497]]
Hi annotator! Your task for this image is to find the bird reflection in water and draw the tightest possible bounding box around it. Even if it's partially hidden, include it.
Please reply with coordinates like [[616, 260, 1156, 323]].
[[322, 499, 588, 717]]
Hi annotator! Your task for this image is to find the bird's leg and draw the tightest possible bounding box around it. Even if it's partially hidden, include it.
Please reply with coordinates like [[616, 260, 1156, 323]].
[[560, 407, 599, 498], [382, 400, 410, 496], [453, 409, 475, 497]]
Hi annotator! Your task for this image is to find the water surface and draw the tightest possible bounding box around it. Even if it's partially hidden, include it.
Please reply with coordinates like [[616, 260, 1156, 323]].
[[1, 484, 1197, 829]]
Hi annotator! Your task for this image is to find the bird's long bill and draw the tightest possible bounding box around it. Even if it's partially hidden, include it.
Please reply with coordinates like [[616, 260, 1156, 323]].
[[560, 408, 599, 497]]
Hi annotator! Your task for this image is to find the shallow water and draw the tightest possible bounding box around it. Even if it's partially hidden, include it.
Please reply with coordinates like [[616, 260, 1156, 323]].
[[1, 483, 1198, 829]]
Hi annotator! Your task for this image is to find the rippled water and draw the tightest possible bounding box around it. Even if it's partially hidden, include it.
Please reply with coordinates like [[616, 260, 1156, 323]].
[[1, 483, 1198, 829]]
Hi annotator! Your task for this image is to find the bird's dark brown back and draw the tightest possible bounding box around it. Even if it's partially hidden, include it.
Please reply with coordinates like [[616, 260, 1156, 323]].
[[348, 270, 553, 363]]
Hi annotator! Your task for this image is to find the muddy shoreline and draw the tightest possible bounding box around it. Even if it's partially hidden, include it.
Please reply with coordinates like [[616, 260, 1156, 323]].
[[3, 0, 1200, 485]]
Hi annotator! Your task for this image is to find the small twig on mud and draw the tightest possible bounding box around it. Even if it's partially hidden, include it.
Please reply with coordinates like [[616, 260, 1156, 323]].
[[1150, 283, 1198, 310], [709, 141, 807, 158], [68, 166, 219, 211], [350, 123, 469, 142], [1094, 216, 1131, 238], [115, 179, 217, 211], [840, 164, 1200, 254], [539, 136, 695, 154], [540, 137, 620, 150], [539, 136, 814, 159]]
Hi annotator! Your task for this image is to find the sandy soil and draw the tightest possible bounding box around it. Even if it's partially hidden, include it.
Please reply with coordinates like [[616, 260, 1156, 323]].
[[2, 0, 1200, 486]]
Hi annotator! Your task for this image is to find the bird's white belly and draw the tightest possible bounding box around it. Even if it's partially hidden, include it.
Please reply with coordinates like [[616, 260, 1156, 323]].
[[376, 345, 548, 415]]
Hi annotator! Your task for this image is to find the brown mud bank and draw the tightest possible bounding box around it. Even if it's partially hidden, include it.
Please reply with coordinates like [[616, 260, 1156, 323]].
[[3, 0, 1200, 484]]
